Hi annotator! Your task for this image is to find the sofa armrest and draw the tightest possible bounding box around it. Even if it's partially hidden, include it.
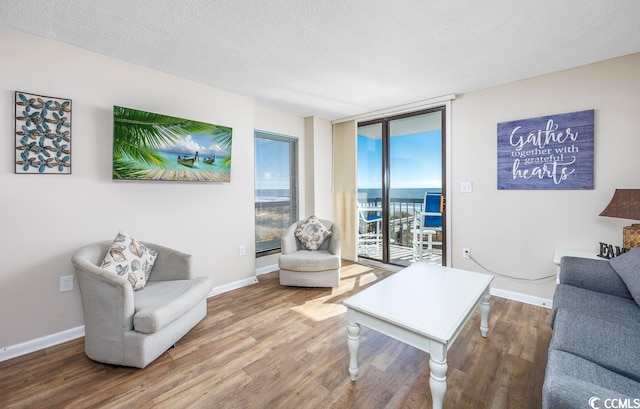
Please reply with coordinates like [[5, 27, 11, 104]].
[[560, 256, 633, 299], [143, 242, 193, 281]]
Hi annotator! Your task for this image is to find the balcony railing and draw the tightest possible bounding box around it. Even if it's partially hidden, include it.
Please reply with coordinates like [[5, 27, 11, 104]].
[[359, 197, 424, 248], [256, 197, 435, 255]]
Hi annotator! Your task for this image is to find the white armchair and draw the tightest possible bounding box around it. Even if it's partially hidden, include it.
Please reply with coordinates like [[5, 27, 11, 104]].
[[278, 218, 341, 287], [71, 240, 213, 368]]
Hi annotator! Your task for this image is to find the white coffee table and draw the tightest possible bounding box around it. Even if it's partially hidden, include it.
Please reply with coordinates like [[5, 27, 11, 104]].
[[343, 262, 493, 409]]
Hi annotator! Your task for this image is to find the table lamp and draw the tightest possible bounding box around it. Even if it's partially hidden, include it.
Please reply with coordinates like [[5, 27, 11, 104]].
[[599, 189, 640, 249]]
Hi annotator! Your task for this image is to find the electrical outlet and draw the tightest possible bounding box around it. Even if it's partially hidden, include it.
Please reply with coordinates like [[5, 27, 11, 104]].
[[238, 245, 246, 257], [460, 182, 473, 193], [60, 275, 74, 292], [462, 248, 471, 259]]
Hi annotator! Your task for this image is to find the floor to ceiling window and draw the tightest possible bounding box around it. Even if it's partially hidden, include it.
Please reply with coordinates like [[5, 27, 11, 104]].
[[357, 107, 446, 266], [254, 131, 298, 255]]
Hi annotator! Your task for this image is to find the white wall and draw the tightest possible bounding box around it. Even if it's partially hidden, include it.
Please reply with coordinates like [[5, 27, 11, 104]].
[[310, 117, 335, 221], [303, 116, 334, 220], [450, 53, 640, 300], [0, 27, 306, 349]]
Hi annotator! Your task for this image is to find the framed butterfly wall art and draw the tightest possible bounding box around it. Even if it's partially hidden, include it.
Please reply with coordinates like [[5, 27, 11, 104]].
[[15, 91, 72, 174]]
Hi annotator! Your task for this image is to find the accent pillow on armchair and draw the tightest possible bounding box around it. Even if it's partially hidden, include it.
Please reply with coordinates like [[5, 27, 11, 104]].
[[294, 215, 332, 251], [279, 218, 341, 287], [100, 230, 158, 290]]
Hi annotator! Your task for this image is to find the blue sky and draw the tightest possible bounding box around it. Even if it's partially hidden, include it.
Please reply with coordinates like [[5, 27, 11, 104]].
[[254, 130, 442, 191], [358, 130, 442, 189], [255, 138, 290, 190]]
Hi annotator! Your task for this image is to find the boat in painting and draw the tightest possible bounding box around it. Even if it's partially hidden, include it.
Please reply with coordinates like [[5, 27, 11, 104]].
[[177, 157, 195, 167]]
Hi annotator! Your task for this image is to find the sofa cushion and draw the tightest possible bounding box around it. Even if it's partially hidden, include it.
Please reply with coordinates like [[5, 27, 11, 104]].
[[133, 276, 213, 334], [100, 231, 158, 291], [550, 284, 640, 328], [294, 216, 332, 251], [278, 249, 340, 272], [551, 309, 640, 383], [543, 349, 640, 409], [610, 248, 640, 306]]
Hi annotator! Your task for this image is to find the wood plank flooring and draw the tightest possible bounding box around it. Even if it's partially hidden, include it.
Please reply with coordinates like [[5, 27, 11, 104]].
[[0, 261, 552, 409]]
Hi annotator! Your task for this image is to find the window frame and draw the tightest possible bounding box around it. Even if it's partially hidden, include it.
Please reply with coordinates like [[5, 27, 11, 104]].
[[254, 130, 299, 256]]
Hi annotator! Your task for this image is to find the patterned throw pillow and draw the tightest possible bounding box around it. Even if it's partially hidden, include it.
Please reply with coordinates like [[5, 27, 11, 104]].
[[294, 216, 332, 251], [100, 231, 158, 291]]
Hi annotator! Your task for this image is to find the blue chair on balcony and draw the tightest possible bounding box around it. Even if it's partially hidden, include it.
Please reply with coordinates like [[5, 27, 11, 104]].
[[412, 193, 443, 261]]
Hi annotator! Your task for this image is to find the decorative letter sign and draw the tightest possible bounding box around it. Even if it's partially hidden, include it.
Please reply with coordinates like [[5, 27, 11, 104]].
[[497, 110, 594, 190]]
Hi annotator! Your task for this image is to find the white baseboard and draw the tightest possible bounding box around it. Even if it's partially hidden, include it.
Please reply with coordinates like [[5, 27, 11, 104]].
[[207, 276, 258, 297], [255, 264, 278, 276], [491, 287, 553, 309], [0, 325, 85, 363]]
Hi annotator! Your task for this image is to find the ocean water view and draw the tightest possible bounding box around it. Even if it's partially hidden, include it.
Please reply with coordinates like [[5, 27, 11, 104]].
[[256, 189, 291, 202], [358, 187, 441, 201], [359, 187, 442, 214], [255, 187, 442, 203]]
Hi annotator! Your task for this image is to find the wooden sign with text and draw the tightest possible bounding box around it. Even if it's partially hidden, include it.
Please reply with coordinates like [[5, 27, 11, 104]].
[[497, 110, 594, 190]]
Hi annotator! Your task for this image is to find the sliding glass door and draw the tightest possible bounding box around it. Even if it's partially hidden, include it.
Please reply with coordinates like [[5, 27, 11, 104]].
[[356, 122, 383, 260], [357, 107, 446, 266]]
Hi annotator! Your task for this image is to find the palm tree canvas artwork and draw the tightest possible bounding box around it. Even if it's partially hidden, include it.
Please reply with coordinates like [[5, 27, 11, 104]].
[[113, 106, 232, 182]]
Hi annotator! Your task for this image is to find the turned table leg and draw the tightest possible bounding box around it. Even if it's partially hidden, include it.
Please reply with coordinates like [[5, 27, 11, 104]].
[[480, 289, 491, 337], [347, 321, 361, 381], [429, 348, 448, 409]]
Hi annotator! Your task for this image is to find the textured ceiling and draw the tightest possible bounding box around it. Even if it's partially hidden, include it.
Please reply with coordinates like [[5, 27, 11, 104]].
[[2, 0, 640, 120]]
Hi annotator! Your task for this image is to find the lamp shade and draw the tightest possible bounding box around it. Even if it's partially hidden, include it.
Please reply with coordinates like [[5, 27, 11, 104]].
[[599, 189, 640, 221]]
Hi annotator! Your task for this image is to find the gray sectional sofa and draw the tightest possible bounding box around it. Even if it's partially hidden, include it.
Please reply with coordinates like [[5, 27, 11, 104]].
[[543, 248, 640, 408]]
